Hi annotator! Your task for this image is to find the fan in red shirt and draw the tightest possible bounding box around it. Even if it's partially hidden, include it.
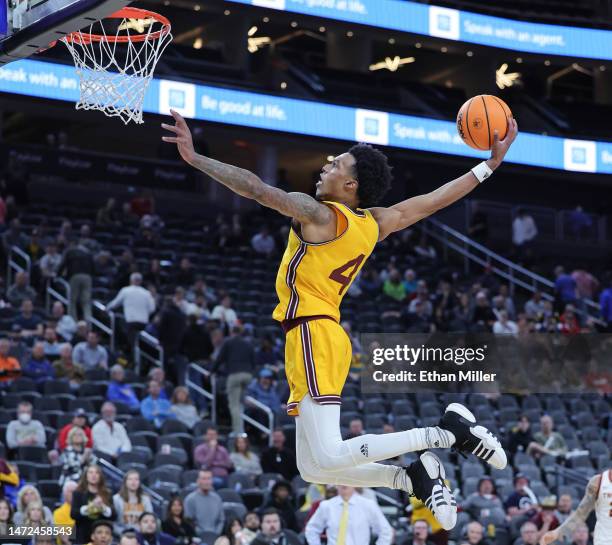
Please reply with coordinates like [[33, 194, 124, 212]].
[[58, 409, 93, 451]]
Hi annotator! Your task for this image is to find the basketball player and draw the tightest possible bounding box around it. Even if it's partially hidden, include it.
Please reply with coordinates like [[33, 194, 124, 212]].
[[540, 469, 612, 545], [163, 111, 518, 531]]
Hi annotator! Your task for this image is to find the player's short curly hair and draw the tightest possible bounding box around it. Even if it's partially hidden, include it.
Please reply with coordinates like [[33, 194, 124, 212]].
[[348, 143, 393, 208]]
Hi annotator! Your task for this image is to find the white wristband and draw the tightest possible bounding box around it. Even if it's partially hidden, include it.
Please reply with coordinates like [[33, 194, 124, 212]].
[[471, 161, 493, 183]]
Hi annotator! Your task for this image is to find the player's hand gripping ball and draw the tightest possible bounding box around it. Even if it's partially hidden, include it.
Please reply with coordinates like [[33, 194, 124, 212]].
[[457, 95, 513, 151]]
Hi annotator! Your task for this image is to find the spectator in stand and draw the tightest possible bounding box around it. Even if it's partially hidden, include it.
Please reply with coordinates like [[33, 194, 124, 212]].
[[22, 341, 54, 383], [572, 269, 599, 301], [2, 219, 28, 254], [512, 208, 538, 257], [230, 434, 263, 477], [347, 418, 364, 439], [73, 331, 108, 371], [59, 427, 92, 486], [255, 336, 282, 368], [531, 496, 560, 540], [215, 517, 251, 545], [42, 326, 62, 358], [261, 429, 298, 481], [403, 269, 418, 297], [141, 380, 174, 429], [187, 277, 217, 306], [554, 266, 577, 309], [527, 415, 567, 458], [169, 386, 199, 429], [493, 310, 519, 336], [175, 257, 196, 287], [0, 337, 21, 388], [96, 197, 118, 226], [107, 272, 156, 352], [107, 365, 140, 413], [554, 494, 573, 525], [242, 512, 260, 543], [59, 239, 95, 322], [471, 292, 496, 332], [113, 470, 154, 534], [264, 481, 299, 532], [212, 325, 256, 433], [508, 415, 534, 455], [77, 224, 99, 254], [148, 367, 172, 399], [137, 512, 176, 545], [13, 299, 43, 340], [382, 270, 406, 302], [569, 522, 590, 545], [504, 474, 538, 520], [23, 500, 53, 531], [524, 292, 545, 320], [0, 459, 18, 500], [408, 287, 433, 317], [72, 321, 89, 345], [517, 521, 539, 545], [0, 498, 14, 536], [468, 204, 489, 245], [600, 276, 612, 332], [251, 226, 276, 256], [211, 295, 239, 330], [359, 268, 381, 297], [305, 485, 392, 545], [252, 509, 299, 545], [462, 477, 504, 522], [13, 485, 54, 525], [92, 402, 132, 459], [53, 342, 85, 388], [7, 271, 37, 307], [71, 465, 115, 544], [193, 427, 233, 489], [86, 520, 114, 545], [158, 295, 187, 382], [54, 481, 77, 545], [40, 243, 62, 283], [559, 304, 581, 336], [162, 497, 197, 545], [6, 401, 45, 450], [568, 206, 592, 239], [51, 301, 77, 342], [184, 470, 225, 537], [58, 409, 93, 452], [246, 369, 282, 414], [464, 521, 491, 545]]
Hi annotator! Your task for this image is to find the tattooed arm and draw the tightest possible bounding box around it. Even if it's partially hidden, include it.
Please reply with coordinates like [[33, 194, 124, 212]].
[[162, 110, 333, 227], [540, 475, 600, 545]]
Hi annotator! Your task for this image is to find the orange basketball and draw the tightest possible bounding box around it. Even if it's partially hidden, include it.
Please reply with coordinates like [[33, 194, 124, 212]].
[[456, 95, 512, 151]]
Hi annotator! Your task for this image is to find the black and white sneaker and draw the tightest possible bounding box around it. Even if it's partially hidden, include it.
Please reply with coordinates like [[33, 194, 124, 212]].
[[439, 403, 507, 470], [406, 451, 457, 531]]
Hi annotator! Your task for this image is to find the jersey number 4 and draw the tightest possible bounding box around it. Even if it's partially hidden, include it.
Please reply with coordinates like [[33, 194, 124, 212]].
[[329, 254, 365, 295]]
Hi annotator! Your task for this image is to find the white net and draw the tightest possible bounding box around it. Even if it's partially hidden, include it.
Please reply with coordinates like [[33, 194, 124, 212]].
[[61, 11, 173, 125]]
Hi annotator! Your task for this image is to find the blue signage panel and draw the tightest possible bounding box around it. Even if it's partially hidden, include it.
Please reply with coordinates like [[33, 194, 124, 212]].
[[227, 0, 612, 61], [1, 58, 610, 175]]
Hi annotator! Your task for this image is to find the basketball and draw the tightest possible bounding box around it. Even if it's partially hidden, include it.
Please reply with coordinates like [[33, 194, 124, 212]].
[[457, 95, 513, 150]]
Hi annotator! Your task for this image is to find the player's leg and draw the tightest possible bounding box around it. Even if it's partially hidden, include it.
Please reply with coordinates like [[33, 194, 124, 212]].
[[295, 412, 458, 530]]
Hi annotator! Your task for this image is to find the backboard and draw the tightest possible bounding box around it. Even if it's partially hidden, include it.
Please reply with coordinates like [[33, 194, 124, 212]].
[[0, 0, 132, 66]]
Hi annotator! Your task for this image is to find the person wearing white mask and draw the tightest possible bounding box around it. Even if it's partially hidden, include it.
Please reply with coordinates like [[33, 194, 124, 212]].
[[6, 401, 46, 449]]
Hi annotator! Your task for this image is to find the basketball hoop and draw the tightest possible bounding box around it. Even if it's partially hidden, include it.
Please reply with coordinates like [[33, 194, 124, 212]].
[[58, 7, 172, 125]]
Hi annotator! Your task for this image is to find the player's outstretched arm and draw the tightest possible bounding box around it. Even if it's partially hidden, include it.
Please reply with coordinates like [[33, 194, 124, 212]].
[[162, 110, 333, 226], [539, 474, 600, 545], [370, 118, 518, 241]]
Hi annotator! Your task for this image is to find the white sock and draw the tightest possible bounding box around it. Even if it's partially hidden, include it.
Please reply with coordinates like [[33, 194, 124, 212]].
[[298, 394, 455, 471]]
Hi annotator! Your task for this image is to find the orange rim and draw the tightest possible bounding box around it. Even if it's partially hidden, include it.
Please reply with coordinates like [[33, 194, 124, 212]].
[[62, 7, 171, 45]]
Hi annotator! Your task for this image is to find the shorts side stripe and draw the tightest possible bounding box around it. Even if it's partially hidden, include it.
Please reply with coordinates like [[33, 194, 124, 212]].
[[300, 322, 320, 398]]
